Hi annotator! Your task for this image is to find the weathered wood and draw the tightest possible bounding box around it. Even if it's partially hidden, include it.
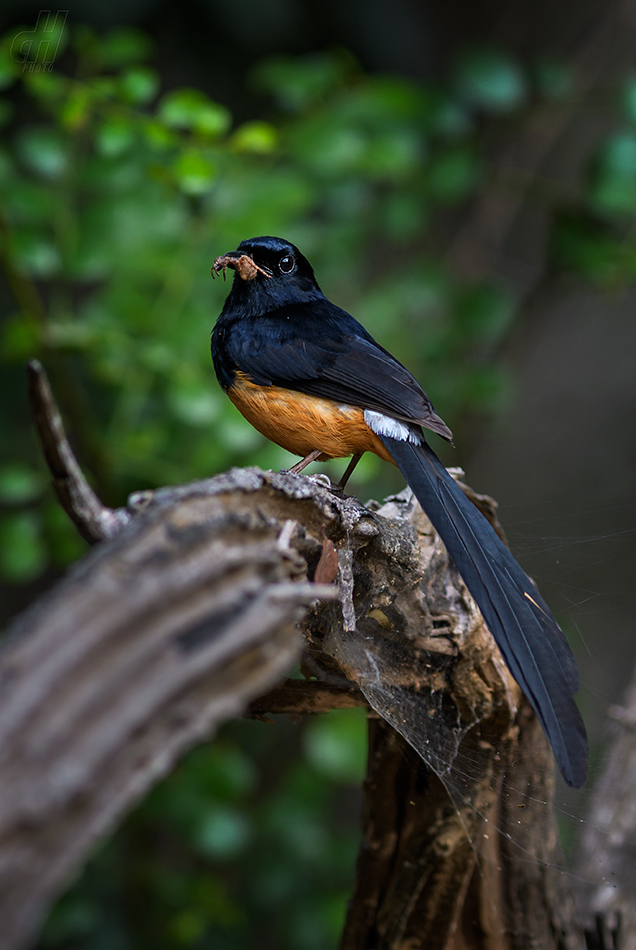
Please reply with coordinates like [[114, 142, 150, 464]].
[[26, 360, 131, 543], [0, 465, 585, 950], [575, 672, 636, 949], [336, 499, 585, 950], [0, 363, 587, 949], [248, 679, 367, 715], [0, 469, 338, 950]]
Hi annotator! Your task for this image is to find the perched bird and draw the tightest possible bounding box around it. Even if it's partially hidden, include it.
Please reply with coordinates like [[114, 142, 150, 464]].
[[210, 235, 588, 788]]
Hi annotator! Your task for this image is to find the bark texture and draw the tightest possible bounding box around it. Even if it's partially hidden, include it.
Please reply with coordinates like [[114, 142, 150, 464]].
[[0, 357, 584, 950], [0, 465, 584, 950], [575, 673, 636, 950]]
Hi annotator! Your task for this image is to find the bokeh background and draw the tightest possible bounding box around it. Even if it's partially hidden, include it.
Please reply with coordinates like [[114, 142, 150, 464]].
[[1, 0, 636, 947]]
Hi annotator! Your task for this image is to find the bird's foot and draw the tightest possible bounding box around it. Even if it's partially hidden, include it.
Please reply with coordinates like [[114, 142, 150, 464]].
[[277, 467, 333, 490], [305, 473, 333, 489]]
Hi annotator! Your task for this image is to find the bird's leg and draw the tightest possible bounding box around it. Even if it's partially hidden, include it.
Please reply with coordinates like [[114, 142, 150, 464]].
[[287, 449, 324, 475], [336, 453, 363, 491]]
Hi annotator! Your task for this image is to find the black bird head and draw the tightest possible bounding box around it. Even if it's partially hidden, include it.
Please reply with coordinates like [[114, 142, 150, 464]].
[[212, 236, 324, 315]]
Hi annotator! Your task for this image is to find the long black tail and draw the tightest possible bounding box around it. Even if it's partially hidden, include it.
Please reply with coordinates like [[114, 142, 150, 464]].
[[382, 435, 588, 788]]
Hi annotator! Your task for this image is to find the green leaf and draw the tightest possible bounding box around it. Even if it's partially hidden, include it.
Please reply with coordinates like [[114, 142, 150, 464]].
[[253, 51, 356, 111], [22, 70, 68, 102], [17, 126, 68, 178], [168, 380, 220, 425], [290, 114, 366, 176], [590, 132, 636, 214], [173, 148, 216, 194], [0, 316, 41, 360], [40, 894, 99, 946], [231, 121, 278, 153], [349, 77, 428, 123], [534, 59, 573, 100], [591, 176, 636, 215], [303, 709, 367, 783], [455, 283, 515, 340], [623, 75, 636, 124], [427, 146, 480, 201], [456, 49, 527, 113], [603, 132, 636, 178], [46, 320, 98, 349], [194, 805, 251, 859], [158, 89, 231, 137], [381, 192, 428, 239], [3, 180, 52, 223], [0, 511, 47, 582], [59, 83, 92, 130], [460, 366, 510, 410], [86, 76, 117, 101], [11, 230, 61, 276], [361, 129, 421, 180], [95, 115, 136, 157], [119, 66, 159, 105], [551, 213, 628, 285], [99, 28, 152, 67], [195, 104, 231, 137], [44, 503, 87, 567], [142, 118, 178, 151], [0, 466, 44, 504], [428, 97, 472, 137], [169, 909, 207, 944], [600, 131, 636, 175]]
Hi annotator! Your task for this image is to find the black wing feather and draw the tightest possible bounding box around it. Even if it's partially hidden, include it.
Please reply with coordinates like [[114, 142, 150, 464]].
[[384, 434, 588, 788], [224, 302, 453, 440]]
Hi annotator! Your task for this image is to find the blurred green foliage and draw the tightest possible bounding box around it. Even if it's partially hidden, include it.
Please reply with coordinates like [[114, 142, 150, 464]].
[[551, 70, 636, 285], [0, 21, 628, 950], [40, 713, 367, 950], [0, 32, 532, 593]]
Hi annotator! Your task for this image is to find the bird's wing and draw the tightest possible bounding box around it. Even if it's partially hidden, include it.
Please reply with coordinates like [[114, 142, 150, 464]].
[[228, 308, 453, 442]]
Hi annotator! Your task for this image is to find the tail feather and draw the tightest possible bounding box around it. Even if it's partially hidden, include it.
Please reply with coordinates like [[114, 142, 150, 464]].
[[382, 435, 588, 788]]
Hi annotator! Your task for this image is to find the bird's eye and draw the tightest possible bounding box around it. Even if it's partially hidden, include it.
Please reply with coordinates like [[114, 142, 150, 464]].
[[279, 255, 295, 274]]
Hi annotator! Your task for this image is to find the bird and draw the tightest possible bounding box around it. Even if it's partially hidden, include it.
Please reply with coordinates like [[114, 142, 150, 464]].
[[210, 235, 588, 788]]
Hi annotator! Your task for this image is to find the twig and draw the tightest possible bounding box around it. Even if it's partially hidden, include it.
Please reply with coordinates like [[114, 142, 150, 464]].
[[27, 360, 131, 544], [247, 678, 367, 716]]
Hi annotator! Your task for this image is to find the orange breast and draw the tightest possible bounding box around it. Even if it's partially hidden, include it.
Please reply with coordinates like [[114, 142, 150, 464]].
[[228, 373, 394, 463]]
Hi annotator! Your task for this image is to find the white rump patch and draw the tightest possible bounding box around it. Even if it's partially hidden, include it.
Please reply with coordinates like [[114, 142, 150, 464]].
[[364, 410, 422, 444]]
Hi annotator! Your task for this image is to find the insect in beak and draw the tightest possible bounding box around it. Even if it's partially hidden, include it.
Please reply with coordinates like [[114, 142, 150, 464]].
[[211, 253, 272, 281]]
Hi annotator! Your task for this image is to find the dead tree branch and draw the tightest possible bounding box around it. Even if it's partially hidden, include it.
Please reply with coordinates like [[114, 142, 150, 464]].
[[27, 360, 131, 543], [0, 364, 586, 950], [574, 670, 636, 949]]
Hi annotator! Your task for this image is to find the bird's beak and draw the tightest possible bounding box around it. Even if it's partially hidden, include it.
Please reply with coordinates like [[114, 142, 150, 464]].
[[211, 251, 272, 281]]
